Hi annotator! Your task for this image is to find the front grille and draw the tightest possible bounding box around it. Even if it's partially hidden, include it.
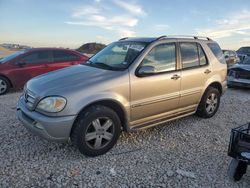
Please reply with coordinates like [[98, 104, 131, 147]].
[[24, 90, 36, 109], [236, 71, 250, 80]]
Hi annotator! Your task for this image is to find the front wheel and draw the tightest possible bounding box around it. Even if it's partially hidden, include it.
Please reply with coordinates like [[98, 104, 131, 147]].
[[196, 87, 221, 118], [0, 76, 10, 95], [71, 105, 121, 157]]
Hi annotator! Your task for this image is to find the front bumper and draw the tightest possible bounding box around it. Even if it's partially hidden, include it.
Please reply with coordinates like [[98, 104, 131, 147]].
[[227, 77, 250, 88], [17, 96, 76, 142]]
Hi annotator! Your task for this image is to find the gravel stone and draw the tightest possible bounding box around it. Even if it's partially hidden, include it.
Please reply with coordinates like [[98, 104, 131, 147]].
[[0, 88, 250, 187], [166, 170, 175, 177], [176, 169, 196, 179]]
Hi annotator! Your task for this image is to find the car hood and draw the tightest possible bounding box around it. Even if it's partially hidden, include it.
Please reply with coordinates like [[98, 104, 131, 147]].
[[27, 65, 123, 96], [230, 63, 250, 71]]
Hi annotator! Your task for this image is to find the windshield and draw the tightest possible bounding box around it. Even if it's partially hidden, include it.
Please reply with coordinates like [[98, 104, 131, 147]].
[[237, 47, 250, 54], [84, 41, 148, 70], [0, 50, 26, 64]]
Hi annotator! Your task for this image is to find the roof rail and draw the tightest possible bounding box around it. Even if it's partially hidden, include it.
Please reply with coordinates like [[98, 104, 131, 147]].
[[165, 35, 212, 41], [194, 36, 212, 41], [155, 35, 167, 41], [119, 37, 129, 41]]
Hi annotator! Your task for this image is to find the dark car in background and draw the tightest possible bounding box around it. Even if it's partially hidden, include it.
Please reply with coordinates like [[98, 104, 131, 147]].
[[0, 48, 88, 94], [223, 50, 240, 68], [236, 46, 250, 62], [228, 56, 250, 88]]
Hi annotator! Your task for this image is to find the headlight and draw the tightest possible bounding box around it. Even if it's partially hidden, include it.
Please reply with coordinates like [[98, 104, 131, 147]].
[[37, 96, 66, 113]]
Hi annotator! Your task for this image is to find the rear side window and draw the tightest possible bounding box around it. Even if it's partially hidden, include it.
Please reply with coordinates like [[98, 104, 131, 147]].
[[180, 42, 208, 69], [53, 50, 80, 62], [22, 51, 50, 64], [207, 43, 226, 64], [180, 43, 199, 68]]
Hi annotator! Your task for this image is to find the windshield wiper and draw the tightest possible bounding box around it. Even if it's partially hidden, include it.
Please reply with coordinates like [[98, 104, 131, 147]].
[[94, 62, 114, 69], [83, 60, 124, 71]]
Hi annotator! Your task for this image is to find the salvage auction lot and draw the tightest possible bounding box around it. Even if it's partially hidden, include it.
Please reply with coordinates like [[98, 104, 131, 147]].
[[0, 89, 250, 187]]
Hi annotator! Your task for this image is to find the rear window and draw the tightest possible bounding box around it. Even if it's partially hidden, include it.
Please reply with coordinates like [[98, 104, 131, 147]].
[[207, 43, 226, 64]]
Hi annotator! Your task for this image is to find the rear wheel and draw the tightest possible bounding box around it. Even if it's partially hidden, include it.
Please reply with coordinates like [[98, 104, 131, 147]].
[[0, 76, 10, 95], [71, 105, 121, 157], [196, 87, 220, 118]]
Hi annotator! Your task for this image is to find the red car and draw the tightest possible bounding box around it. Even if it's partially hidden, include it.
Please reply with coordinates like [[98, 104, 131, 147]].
[[0, 48, 88, 94]]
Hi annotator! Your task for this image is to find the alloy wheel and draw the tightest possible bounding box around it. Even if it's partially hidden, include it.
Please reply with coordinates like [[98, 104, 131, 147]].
[[85, 117, 115, 150], [0, 79, 7, 94], [205, 93, 218, 114]]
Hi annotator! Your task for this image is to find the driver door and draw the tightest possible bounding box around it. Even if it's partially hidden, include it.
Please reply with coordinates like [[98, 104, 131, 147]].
[[130, 42, 181, 125], [11, 50, 52, 87]]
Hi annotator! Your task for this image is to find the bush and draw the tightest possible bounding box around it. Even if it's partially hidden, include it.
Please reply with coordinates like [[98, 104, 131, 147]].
[[77, 43, 106, 54]]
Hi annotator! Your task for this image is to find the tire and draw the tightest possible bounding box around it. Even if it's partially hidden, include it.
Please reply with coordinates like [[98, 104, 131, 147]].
[[228, 158, 247, 181], [0, 76, 10, 95], [71, 105, 121, 157], [196, 87, 221, 118]]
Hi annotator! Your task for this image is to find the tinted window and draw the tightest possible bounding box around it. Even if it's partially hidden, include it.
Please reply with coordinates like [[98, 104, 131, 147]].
[[198, 44, 208, 66], [180, 43, 199, 68], [22, 51, 50, 64], [141, 43, 176, 73], [53, 50, 80, 62], [207, 43, 226, 64]]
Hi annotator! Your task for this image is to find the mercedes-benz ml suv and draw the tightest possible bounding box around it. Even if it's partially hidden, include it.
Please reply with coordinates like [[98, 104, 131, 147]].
[[17, 36, 227, 156]]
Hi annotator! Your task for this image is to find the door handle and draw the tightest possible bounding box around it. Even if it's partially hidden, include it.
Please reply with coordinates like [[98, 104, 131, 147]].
[[204, 69, 211, 74], [171, 74, 180, 80]]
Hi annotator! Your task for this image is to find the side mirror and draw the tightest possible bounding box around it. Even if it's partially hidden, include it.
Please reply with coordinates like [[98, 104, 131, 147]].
[[137, 65, 156, 76], [224, 55, 229, 59]]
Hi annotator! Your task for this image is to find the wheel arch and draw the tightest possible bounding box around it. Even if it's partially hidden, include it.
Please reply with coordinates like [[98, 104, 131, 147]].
[[198, 81, 223, 106], [70, 99, 129, 137], [207, 82, 222, 94], [0, 74, 13, 88]]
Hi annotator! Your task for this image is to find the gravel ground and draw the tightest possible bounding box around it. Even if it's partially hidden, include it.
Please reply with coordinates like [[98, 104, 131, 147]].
[[0, 88, 250, 187]]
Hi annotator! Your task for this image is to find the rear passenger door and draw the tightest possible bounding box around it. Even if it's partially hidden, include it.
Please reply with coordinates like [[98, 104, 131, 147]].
[[178, 42, 211, 109], [49, 50, 81, 71]]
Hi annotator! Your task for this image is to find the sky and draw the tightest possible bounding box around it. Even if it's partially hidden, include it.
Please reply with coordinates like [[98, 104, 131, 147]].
[[0, 0, 250, 49]]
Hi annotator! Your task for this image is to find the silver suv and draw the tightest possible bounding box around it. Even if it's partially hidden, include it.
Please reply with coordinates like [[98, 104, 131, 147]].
[[17, 36, 227, 156]]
